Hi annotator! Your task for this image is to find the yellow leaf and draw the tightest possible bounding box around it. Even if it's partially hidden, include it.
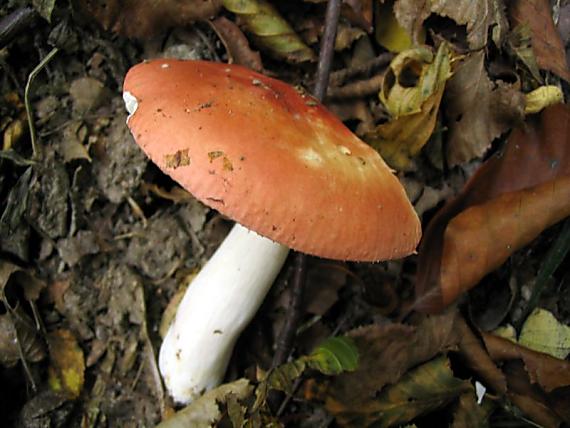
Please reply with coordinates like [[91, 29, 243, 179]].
[[366, 43, 452, 170], [524, 86, 564, 114], [375, 0, 424, 53], [519, 308, 570, 360], [47, 329, 85, 399]]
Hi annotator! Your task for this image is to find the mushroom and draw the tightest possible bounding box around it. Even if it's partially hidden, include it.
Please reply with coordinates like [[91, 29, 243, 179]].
[[123, 59, 421, 404]]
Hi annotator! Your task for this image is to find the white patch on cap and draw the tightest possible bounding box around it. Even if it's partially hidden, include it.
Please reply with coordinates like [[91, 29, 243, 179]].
[[123, 91, 139, 121], [299, 148, 323, 167], [339, 145, 351, 155], [161, 63, 170, 69]]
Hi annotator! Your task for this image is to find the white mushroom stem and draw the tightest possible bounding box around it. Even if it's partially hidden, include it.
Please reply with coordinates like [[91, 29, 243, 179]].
[[159, 223, 290, 404]]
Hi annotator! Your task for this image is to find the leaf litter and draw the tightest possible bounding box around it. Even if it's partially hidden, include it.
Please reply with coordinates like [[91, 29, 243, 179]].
[[1, 0, 569, 426]]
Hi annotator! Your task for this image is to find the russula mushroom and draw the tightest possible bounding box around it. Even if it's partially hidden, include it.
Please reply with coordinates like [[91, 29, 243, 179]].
[[123, 59, 421, 403]]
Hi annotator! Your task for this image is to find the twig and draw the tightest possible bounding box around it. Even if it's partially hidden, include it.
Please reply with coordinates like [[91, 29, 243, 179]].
[[25, 47, 59, 160], [327, 74, 384, 99], [0, 7, 37, 49], [313, 0, 342, 101], [329, 52, 393, 87], [272, 253, 307, 367], [272, 0, 342, 371]]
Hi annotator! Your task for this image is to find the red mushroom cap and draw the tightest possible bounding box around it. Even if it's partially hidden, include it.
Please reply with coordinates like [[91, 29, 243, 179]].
[[123, 59, 421, 261]]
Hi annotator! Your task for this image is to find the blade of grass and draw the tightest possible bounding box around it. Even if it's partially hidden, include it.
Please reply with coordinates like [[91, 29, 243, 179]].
[[25, 47, 58, 160]]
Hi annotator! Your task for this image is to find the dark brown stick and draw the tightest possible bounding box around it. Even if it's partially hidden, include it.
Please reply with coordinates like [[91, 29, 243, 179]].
[[328, 52, 393, 87], [271, 0, 342, 370], [271, 253, 307, 367], [313, 0, 342, 101], [0, 7, 37, 49]]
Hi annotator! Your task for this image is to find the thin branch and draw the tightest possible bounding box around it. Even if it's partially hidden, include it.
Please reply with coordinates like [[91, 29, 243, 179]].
[[271, 0, 342, 371], [313, 0, 342, 101]]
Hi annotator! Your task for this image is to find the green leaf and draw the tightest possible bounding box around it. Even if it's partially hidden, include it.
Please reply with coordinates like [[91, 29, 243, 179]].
[[253, 336, 359, 413], [308, 336, 359, 375]]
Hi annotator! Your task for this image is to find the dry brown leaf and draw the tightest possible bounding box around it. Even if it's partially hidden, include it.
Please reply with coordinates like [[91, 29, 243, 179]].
[[394, 0, 508, 49], [504, 362, 565, 428], [210, 17, 264, 73], [329, 356, 471, 428], [452, 392, 493, 428], [327, 311, 460, 408], [439, 177, 570, 308], [445, 52, 525, 166], [74, 0, 222, 38], [455, 317, 507, 394], [0, 307, 46, 367], [509, 0, 570, 82], [343, 0, 373, 32], [481, 332, 570, 393], [416, 104, 570, 313]]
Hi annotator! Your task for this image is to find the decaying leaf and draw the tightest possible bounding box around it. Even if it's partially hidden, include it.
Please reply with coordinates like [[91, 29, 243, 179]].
[[157, 379, 253, 428], [0, 307, 46, 367], [328, 311, 460, 408], [455, 316, 507, 395], [507, 24, 542, 82], [94, 112, 148, 204], [393, 0, 508, 49], [0, 167, 33, 261], [519, 308, 570, 360], [223, 0, 316, 62], [328, 356, 472, 428], [365, 43, 452, 170], [481, 332, 570, 393], [74, 0, 222, 38], [509, 0, 570, 81], [47, 329, 85, 399], [452, 392, 493, 428], [28, 160, 70, 240], [503, 361, 567, 427], [210, 17, 264, 72], [0, 261, 47, 368], [416, 104, 570, 313], [445, 51, 525, 166]]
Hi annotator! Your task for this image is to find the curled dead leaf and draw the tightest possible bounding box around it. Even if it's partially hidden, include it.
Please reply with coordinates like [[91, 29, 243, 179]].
[[416, 104, 570, 313], [481, 332, 570, 393], [365, 43, 452, 170], [439, 177, 570, 308], [210, 17, 264, 72]]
